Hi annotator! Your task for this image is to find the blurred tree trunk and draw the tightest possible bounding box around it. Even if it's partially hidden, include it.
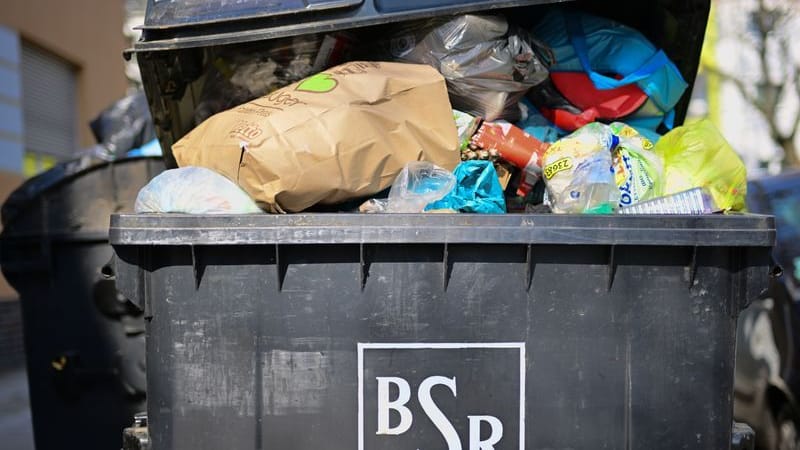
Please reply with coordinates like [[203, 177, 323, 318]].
[[704, 0, 800, 169], [777, 137, 800, 168]]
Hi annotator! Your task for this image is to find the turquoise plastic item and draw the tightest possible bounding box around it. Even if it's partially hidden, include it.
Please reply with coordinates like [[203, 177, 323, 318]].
[[127, 139, 163, 157], [533, 9, 688, 130], [517, 98, 568, 143], [426, 161, 506, 213]]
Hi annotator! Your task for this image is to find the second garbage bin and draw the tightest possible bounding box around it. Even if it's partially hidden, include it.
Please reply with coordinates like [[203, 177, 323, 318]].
[[0, 156, 164, 450]]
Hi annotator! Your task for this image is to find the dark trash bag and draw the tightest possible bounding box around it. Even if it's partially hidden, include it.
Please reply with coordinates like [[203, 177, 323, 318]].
[[90, 92, 157, 159]]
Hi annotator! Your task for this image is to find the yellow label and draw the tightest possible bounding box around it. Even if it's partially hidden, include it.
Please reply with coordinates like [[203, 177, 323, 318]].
[[544, 157, 572, 179], [617, 125, 638, 138]]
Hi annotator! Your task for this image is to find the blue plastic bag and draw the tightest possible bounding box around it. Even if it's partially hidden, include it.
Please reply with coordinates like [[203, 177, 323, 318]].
[[516, 98, 568, 143], [533, 9, 688, 130], [426, 161, 506, 214]]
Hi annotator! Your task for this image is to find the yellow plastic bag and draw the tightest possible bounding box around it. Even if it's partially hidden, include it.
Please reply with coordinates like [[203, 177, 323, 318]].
[[654, 119, 746, 212]]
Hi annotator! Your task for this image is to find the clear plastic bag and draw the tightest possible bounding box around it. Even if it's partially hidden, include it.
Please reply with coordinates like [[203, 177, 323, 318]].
[[542, 123, 619, 214], [135, 167, 263, 214], [426, 161, 506, 214], [383, 15, 552, 121], [386, 162, 456, 213], [654, 119, 747, 212]]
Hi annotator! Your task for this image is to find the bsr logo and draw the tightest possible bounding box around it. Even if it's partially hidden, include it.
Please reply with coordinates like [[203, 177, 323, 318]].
[[375, 376, 503, 450]]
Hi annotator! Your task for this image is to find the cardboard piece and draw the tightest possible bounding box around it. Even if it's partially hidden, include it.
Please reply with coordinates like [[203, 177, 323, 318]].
[[173, 61, 460, 212], [494, 162, 514, 191]]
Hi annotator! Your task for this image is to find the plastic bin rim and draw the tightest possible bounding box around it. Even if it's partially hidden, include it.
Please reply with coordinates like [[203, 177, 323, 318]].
[[109, 213, 775, 247], [128, 0, 569, 53]]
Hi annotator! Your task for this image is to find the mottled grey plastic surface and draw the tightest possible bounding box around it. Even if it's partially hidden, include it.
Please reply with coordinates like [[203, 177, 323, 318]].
[[113, 213, 774, 449]]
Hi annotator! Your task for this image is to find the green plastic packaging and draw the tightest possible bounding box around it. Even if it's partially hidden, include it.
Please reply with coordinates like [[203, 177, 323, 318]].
[[654, 119, 747, 212], [609, 123, 663, 208]]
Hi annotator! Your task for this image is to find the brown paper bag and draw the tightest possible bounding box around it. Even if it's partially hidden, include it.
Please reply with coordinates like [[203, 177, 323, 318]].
[[173, 61, 460, 212]]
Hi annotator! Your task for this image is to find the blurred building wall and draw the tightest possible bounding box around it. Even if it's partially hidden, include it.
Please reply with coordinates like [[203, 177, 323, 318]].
[[0, 170, 24, 301], [0, 169, 25, 370], [0, 0, 128, 155], [0, 1, 125, 368]]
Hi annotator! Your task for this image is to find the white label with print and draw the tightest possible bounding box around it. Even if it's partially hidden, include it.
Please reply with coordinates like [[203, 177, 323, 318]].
[[358, 343, 525, 450]]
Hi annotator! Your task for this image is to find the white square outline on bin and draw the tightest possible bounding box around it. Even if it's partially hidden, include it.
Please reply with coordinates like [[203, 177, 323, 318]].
[[357, 342, 526, 450]]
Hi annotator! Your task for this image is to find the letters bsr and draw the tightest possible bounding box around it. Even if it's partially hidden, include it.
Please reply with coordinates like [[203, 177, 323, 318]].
[[376, 376, 505, 450]]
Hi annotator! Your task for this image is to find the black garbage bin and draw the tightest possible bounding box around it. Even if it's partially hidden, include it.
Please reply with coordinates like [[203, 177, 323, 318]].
[[118, 0, 774, 449], [0, 156, 164, 450], [111, 213, 774, 450]]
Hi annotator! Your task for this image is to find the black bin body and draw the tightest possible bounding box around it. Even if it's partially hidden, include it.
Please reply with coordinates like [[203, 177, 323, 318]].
[[112, 214, 774, 449], [0, 157, 164, 450]]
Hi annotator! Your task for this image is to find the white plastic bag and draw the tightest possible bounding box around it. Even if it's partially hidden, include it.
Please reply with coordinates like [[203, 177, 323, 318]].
[[135, 167, 262, 214], [386, 162, 456, 213]]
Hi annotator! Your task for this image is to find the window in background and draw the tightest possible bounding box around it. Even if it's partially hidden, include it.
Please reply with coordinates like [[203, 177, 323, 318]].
[[21, 42, 78, 177]]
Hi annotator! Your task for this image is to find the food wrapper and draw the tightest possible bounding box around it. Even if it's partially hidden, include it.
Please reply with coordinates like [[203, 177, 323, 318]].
[[542, 123, 619, 214], [609, 123, 663, 207]]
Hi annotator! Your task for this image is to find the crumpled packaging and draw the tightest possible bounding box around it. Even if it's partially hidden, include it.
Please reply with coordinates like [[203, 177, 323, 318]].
[[387, 15, 551, 122], [173, 61, 460, 213], [654, 119, 746, 212]]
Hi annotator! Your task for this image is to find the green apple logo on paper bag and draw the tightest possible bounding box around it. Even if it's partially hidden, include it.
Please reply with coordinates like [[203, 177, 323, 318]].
[[296, 73, 338, 93]]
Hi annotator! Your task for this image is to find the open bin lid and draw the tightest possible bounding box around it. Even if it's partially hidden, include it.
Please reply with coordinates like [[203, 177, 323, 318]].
[[144, 0, 365, 30], [136, 0, 567, 51]]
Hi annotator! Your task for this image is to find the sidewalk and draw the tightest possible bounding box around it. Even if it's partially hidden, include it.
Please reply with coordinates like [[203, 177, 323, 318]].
[[0, 367, 35, 450]]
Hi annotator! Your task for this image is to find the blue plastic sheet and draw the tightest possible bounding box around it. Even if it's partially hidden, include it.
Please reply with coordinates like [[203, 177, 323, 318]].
[[426, 161, 506, 214]]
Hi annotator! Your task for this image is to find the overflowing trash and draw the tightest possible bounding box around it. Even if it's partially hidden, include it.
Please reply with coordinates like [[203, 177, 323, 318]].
[[135, 167, 262, 214], [135, 7, 748, 217], [193, 33, 355, 125], [531, 9, 688, 134], [385, 162, 456, 213], [427, 161, 506, 214], [173, 61, 459, 213], [655, 119, 747, 212], [384, 14, 552, 121], [90, 92, 159, 160], [542, 123, 619, 214], [619, 188, 720, 215], [609, 122, 663, 208]]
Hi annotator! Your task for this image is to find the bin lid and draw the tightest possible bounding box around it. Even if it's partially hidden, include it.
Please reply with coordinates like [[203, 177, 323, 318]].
[[144, 0, 364, 29], [110, 214, 775, 247], [0, 157, 163, 241], [134, 0, 564, 52]]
